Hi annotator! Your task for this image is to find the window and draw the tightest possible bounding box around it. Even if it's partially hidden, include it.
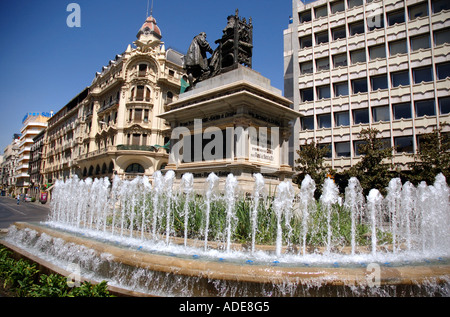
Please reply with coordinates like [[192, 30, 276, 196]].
[[410, 34, 431, 51], [438, 96, 450, 114], [351, 78, 368, 94], [335, 111, 350, 126], [389, 39, 408, 56], [132, 134, 140, 145], [349, 21, 365, 36], [413, 66, 433, 84], [395, 136, 414, 153], [332, 26, 346, 40], [369, 44, 386, 60], [316, 57, 330, 71], [301, 88, 314, 102], [138, 64, 147, 77], [136, 86, 145, 101], [126, 163, 145, 174], [393, 103, 412, 120], [387, 10, 405, 26], [299, 10, 312, 23], [315, 31, 329, 45], [415, 99, 436, 117], [371, 74, 388, 90], [336, 142, 351, 157], [372, 106, 390, 122], [432, 0, 450, 14], [319, 143, 332, 158], [333, 53, 347, 68], [348, 0, 363, 9], [300, 61, 313, 74], [334, 82, 349, 97], [408, 2, 429, 20], [434, 28, 450, 46], [315, 5, 328, 19], [391, 71, 410, 87], [318, 113, 332, 128], [367, 15, 384, 31], [354, 140, 366, 156], [299, 35, 313, 49], [301, 116, 314, 130], [134, 108, 143, 122], [350, 49, 366, 64], [353, 108, 369, 124], [317, 85, 331, 99], [331, 0, 345, 14]]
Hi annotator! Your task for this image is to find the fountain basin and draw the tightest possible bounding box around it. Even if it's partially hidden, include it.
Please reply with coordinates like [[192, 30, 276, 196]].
[[2, 222, 449, 297]]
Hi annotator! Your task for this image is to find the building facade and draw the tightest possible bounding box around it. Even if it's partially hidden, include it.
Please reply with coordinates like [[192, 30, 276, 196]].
[[1, 135, 20, 195], [40, 15, 184, 186], [28, 130, 46, 199], [77, 16, 183, 180], [284, 0, 450, 172], [42, 88, 88, 185], [15, 114, 49, 193]]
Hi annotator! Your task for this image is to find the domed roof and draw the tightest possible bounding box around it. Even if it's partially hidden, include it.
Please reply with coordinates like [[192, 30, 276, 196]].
[[137, 16, 162, 40]]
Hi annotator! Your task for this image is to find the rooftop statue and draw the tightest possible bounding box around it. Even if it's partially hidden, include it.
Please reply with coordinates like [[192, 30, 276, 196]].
[[183, 9, 253, 91]]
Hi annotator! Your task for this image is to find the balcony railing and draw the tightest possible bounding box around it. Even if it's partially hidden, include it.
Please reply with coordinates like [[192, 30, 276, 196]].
[[116, 145, 156, 152]]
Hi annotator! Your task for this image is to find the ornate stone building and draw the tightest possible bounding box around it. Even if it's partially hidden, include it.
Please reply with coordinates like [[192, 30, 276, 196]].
[[41, 16, 184, 185]]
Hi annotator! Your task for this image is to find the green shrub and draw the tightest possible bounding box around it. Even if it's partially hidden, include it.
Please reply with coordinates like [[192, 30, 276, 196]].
[[0, 246, 113, 297]]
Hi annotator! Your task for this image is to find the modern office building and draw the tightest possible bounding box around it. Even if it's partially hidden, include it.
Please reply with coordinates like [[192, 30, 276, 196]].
[[15, 114, 49, 193], [284, 0, 450, 172]]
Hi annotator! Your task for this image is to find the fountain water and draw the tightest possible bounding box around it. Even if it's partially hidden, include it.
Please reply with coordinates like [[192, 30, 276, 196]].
[[344, 177, 365, 255], [180, 173, 194, 247], [251, 173, 265, 253], [164, 170, 175, 245], [2, 172, 450, 296], [299, 175, 316, 256], [320, 178, 339, 254], [225, 174, 238, 253], [204, 173, 219, 251], [273, 181, 295, 257], [367, 189, 383, 256]]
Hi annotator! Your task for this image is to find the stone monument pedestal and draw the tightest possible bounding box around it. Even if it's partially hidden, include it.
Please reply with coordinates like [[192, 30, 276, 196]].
[[159, 66, 299, 193]]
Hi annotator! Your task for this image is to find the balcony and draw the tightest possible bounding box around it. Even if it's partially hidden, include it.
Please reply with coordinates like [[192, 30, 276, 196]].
[[98, 98, 120, 114], [116, 145, 157, 152]]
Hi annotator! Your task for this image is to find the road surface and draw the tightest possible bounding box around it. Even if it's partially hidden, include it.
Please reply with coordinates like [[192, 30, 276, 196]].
[[0, 196, 50, 229]]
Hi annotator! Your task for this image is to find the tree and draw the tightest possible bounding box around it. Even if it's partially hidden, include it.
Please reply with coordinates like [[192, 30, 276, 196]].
[[347, 128, 393, 195], [408, 123, 450, 185], [294, 140, 331, 198]]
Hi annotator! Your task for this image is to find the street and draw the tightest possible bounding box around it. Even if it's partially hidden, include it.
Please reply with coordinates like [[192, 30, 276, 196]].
[[0, 196, 50, 228]]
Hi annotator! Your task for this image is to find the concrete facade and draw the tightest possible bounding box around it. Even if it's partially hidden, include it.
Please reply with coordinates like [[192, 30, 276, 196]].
[[284, 0, 450, 171]]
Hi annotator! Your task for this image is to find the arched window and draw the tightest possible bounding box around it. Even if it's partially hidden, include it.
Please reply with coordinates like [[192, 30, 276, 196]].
[[83, 167, 87, 177], [125, 163, 145, 174], [88, 166, 94, 176], [95, 165, 101, 175], [108, 161, 114, 173], [101, 163, 107, 174], [167, 91, 173, 104]]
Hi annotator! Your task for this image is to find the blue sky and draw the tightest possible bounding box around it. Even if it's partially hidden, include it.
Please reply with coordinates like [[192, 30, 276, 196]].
[[0, 0, 292, 152]]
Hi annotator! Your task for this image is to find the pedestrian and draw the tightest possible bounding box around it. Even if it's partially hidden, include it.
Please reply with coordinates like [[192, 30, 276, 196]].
[[16, 194, 20, 205]]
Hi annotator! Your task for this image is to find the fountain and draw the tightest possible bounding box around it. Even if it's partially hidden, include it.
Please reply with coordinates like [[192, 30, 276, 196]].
[[1, 172, 449, 296]]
